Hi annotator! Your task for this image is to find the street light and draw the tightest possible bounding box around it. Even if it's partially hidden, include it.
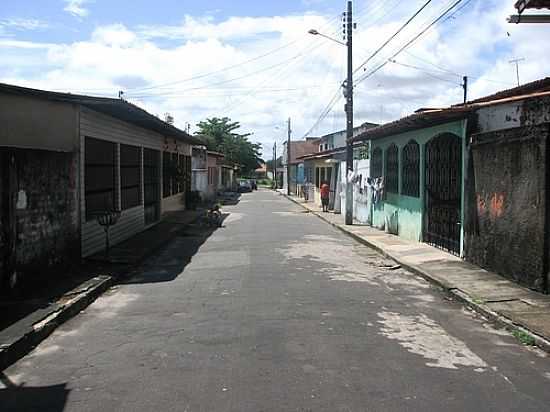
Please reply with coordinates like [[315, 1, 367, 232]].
[[308, 29, 347, 46], [308, 0, 354, 225]]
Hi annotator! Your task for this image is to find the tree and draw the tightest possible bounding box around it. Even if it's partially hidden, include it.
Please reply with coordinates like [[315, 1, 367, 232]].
[[195, 117, 263, 175]]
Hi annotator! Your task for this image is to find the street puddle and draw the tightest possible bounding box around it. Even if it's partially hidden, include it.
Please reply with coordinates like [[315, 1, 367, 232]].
[[378, 311, 488, 370]]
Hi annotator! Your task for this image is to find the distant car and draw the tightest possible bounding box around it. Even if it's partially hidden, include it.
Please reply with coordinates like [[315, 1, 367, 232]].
[[238, 179, 252, 192]]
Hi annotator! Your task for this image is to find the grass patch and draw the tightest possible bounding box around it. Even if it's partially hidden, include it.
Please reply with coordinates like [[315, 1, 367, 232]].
[[471, 297, 485, 305], [512, 329, 536, 346]]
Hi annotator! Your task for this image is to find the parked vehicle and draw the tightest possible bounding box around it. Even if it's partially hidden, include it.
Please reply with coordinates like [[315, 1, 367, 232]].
[[238, 179, 253, 192]]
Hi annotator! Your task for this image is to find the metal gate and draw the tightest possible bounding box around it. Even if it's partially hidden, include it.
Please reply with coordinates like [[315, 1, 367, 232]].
[[143, 148, 160, 225], [424, 134, 462, 255]]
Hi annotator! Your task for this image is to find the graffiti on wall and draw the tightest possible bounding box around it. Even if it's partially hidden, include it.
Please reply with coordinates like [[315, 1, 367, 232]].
[[477, 192, 505, 220]]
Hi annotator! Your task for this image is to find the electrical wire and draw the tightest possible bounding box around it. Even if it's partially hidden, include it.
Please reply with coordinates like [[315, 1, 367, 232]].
[[354, 0, 466, 86], [388, 59, 462, 86], [126, 14, 342, 94], [352, 0, 434, 76]]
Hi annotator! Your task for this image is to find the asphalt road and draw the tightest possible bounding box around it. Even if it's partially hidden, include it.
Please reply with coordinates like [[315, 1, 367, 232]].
[[3, 190, 550, 412]]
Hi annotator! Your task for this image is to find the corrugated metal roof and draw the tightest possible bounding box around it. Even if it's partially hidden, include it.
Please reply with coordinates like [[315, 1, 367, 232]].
[[0, 82, 203, 146]]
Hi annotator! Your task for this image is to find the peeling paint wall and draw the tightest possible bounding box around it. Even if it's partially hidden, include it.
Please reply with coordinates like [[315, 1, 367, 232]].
[[9, 148, 80, 284], [465, 123, 550, 292]]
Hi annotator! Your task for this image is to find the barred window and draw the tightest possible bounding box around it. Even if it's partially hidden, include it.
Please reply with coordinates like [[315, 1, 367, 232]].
[[85, 137, 116, 221], [120, 144, 141, 210], [402, 140, 420, 197], [385, 144, 399, 194], [163, 151, 172, 198], [371, 147, 383, 178]]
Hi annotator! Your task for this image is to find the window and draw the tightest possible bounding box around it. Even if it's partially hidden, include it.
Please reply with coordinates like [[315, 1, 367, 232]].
[[120, 144, 141, 210], [326, 167, 332, 185], [402, 140, 420, 197], [143, 148, 160, 224], [163, 151, 172, 198], [208, 167, 217, 186], [320, 167, 326, 185], [371, 147, 383, 178], [385, 144, 399, 194], [85, 137, 116, 221]]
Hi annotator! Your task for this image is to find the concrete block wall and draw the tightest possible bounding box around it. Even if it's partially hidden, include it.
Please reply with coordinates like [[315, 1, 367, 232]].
[[465, 123, 550, 292]]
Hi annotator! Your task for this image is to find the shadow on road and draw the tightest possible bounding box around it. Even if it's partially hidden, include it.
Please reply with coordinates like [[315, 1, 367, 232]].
[[0, 372, 69, 412], [120, 213, 229, 285]]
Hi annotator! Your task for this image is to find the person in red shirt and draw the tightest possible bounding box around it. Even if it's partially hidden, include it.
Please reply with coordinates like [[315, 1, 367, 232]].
[[320, 181, 330, 212]]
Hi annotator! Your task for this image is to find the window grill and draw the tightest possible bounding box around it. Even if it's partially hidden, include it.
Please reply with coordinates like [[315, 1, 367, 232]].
[[120, 144, 141, 210], [85, 137, 115, 221], [143, 148, 160, 224], [386, 144, 399, 194], [402, 140, 420, 197], [371, 147, 383, 178]]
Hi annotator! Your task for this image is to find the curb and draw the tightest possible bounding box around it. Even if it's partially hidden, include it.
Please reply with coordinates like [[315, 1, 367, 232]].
[[0, 212, 204, 371], [280, 192, 550, 354], [0, 275, 113, 371]]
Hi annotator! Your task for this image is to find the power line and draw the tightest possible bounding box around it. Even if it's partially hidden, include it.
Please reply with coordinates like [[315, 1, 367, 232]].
[[353, 0, 434, 75], [355, 0, 467, 86], [302, 85, 343, 138], [388, 59, 462, 86], [127, 14, 342, 93]]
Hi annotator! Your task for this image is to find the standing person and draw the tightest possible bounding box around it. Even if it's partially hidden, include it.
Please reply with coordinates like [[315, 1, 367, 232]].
[[320, 181, 330, 212]]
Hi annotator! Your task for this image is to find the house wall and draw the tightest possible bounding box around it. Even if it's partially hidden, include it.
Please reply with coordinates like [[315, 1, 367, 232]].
[[79, 107, 191, 257], [370, 120, 466, 243], [2, 148, 80, 283], [0, 93, 78, 152], [206, 155, 220, 200], [465, 123, 550, 292]]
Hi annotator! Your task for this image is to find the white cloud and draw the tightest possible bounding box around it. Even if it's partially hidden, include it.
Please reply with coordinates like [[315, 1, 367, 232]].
[[2, 1, 550, 157], [0, 18, 49, 31], [64, 0, 90, 18]]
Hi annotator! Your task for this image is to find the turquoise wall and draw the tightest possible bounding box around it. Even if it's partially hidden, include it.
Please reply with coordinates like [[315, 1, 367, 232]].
[[371, 120, 466, 244]]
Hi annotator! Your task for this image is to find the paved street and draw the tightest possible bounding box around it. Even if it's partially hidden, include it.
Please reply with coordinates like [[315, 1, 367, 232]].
[[3, 190, 550, 412]]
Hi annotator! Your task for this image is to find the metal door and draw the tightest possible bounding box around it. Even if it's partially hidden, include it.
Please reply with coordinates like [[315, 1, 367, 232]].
[[424, 134, 462, 255], [143, 148, 160, 225]]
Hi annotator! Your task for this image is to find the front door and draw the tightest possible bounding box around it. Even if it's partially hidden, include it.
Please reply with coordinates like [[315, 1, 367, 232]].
[[143, 148, 160, 225], [424, 134, 462, 255]]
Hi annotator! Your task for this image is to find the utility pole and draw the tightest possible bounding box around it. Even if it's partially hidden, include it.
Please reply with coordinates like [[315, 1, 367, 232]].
[[462, 76, 468, 104], [287, 117, 291, 196], [344, 0, 354, 225], [509, 57, 525, 86]]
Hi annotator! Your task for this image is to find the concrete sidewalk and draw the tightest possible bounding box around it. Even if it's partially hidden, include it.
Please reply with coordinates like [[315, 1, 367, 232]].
[[282, 192, 550, 352], [0, 208, 203, 370]]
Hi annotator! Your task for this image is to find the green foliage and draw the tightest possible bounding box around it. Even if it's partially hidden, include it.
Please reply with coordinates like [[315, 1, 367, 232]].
[[195, 117, 262, 174], [512, 329, 536, 346]]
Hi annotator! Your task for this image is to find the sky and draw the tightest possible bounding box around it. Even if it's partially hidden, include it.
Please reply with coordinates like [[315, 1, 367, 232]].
[[1, 0, 549, 158]]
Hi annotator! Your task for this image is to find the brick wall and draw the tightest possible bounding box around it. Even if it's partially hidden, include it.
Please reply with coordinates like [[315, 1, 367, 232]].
[[464, 123, 550, 292], [11, 148, 80, 283]]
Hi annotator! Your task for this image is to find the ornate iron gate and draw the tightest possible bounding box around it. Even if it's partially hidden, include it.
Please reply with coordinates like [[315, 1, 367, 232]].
[[424, 134, 462, 255]]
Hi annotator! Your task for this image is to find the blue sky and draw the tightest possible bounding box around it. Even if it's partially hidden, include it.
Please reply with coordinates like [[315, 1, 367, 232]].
[[1, 1, 548, 155]]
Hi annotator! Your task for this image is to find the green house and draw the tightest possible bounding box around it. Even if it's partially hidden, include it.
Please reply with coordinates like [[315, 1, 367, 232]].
[[353, 108, 472, 256]]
